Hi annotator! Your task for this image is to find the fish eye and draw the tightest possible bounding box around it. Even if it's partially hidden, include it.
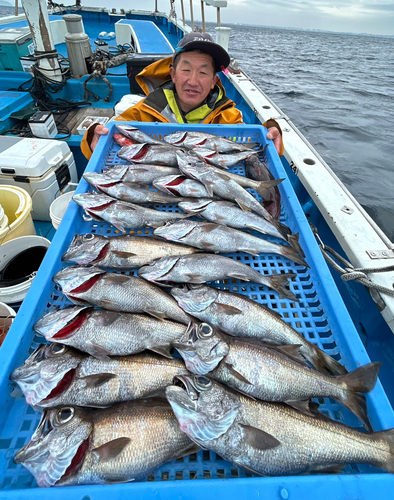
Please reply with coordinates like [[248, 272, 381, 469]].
[[49, 344, 67, 356], [56, 407, 74, 424], [83, 233, 95, 241], [194, 375, 212, 390], [198, 324, 213, 339]]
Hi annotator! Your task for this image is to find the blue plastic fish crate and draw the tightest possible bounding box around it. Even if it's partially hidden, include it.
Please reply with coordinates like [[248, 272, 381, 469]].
[[1, 122, 394, 499]]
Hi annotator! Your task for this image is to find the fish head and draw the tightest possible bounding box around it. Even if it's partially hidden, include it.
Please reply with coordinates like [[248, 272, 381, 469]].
[[62, 233, 109, 265], [34, 306, 92, 343], [14, 405, 93, 487], [83, 171, 120, 190], [163, 131, 188, 146], [138, 256, 180, 284], [173, 322, 229, 374], [178, 199, 213, 214], [176, 151, 206, 179], [171, 285, 219, 314], [118, 143, 148, 161], [192, 148, 217, 164], [166, 374, 240, 443], [72, 192, 115, 215], [52, 265, 105, 304], [101, 165, 128, 181], [153, 174, 188, 196], [10, 344, 83, 406], [153, 220, 197, 241]]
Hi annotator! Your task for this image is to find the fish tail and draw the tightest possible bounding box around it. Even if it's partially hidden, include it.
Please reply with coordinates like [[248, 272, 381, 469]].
[[273, 219, 292, 240], [265, 272, 298, 301], [254, 179, 284, 199], [372, 428, 394, 473], [281, 244, 309, 268], [301, 341, 348, 376], [288, 233, 306, 259], [338, 362, 382, 431]]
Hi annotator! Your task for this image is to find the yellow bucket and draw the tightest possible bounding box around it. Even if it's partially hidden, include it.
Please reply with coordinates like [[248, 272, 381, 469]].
[[0, 186, 36, 245]]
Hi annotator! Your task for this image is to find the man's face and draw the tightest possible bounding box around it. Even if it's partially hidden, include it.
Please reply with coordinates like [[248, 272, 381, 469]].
[[170, 51, 219, 113]]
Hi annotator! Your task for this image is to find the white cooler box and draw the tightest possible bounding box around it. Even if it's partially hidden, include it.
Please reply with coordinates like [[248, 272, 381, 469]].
[[0, 137, 77, 221]]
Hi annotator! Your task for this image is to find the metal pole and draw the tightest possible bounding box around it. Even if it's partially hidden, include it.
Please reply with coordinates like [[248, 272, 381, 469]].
[[21, 0, 62, 82], [201, 0, 205, 32], [180, 0, 185, 25], [217, 7, 220, 27], [189, 0, 194, 30], [155, 0, 158, 12], [14, 0, 18, 16]]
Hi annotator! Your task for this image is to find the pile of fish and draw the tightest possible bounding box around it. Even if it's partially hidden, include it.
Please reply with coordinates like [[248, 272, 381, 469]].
[[11, 125, 393, 488]]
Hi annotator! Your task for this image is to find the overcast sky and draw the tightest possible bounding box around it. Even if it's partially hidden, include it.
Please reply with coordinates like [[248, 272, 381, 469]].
[[84, 0, 394, 36]]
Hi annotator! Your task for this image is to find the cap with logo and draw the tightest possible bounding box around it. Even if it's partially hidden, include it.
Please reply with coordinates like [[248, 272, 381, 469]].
[[173, 32, 230, 73]]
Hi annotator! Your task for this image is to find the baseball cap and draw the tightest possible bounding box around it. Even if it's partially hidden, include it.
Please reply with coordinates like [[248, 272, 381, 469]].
[[173, 32, 230, 73]]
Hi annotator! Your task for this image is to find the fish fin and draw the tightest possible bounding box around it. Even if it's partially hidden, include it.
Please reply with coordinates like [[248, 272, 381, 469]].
[[82, 373, 117, 389], [235, 199, 251, 213], [233, 461, 265, 477], [215, 172, 232, 182], [281, 241, 309, 267], [241, 249, 260, 257], [267, 272, 298, 301], [92, 437, 131, 463], [224, 362, 253, 385], [215, 303, 243, 316], [110, 219, 127, 233], [337, 361, 382, 431], [273, 344, 307, 365], [302, 341, 348, 376], [104, 478, 135, 484], [200, 223, 220, 233], [287, 233, 305, 257], [85, 341, 113, 360], [173, 443, 201, 460], [311, 464, 346, 474], [148, 345, 173, 359], [254, 178, 284, 199], [238, 423, 281, 451], [112, 250, 137, 258], [100, 299, 121, 308], [146, 309, 166, 320], [227, 273, 250, 281], [199, 180, 214, 197], [286, 399, 316, 417], [185, 273, 205, 283]]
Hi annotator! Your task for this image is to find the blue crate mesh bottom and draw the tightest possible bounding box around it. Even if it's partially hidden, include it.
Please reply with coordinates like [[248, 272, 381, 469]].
[[0, 129, 378, 491]]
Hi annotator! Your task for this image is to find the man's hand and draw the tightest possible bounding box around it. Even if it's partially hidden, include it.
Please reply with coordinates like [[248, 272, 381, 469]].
[[90, 124, 109, 152], [266, 127, 283, 156]]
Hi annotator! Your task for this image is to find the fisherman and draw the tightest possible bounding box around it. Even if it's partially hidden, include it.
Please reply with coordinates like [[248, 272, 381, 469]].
[[81, 32, 283, 159]]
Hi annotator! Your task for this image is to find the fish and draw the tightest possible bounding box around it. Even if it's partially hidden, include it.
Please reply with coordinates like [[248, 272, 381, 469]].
[[153, 220, 308, 267], [178, 199, 287, 241], [53, 265, 192, 324], [171, 323, 381, 430], [115, 124, 166, 145], [177, 152, 290, 237], [138, 254, 298, 301], [102, 164, 179, 185], [163, 131, 254, 153], [166, 375, 394, 476], [118, 143, 179, 166], [170, 284, 347, 376], [177, 150, 285, 200], [113, 133, 135, 148], [193, 148, 259, 169], [34, 306, 191, 358], [83, 171, 193, 204], [10, 344, 189, 408], [72, 192, 190, 232], [14, 398, 197, 486], [153, 174, 219, 199], [245, 154, 282, 219], [62, 233, 200, 269]]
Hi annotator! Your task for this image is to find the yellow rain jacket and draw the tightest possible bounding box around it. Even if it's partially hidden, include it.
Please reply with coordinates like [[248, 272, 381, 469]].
[[81, 57, 283, 159]]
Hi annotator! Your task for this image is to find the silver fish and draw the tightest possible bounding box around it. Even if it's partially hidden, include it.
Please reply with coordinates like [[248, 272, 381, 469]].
[[53, 266, 191, 324], [178, 199, 287, 240], [115, 124, 166, 145], [154, 174, 219, 199], [163, 131, 254, 153], [118, 143, 179, 166], [14, 399, 197, 486], [193, 148, 259, 169], [72, 192, 189, 232], [153, 220, 308, 267], [34, 306, 191, 358], [171, 285, 347, 376], [62, 233, 200, 269], [83, 171, 192, 204], [166, 375, 394, 476], [177, 152, 287, 232], [138, 254, 298, 301], [11, 344, 189, 408], [102, 164, 179, 185], [172, 323, 380, 431]]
